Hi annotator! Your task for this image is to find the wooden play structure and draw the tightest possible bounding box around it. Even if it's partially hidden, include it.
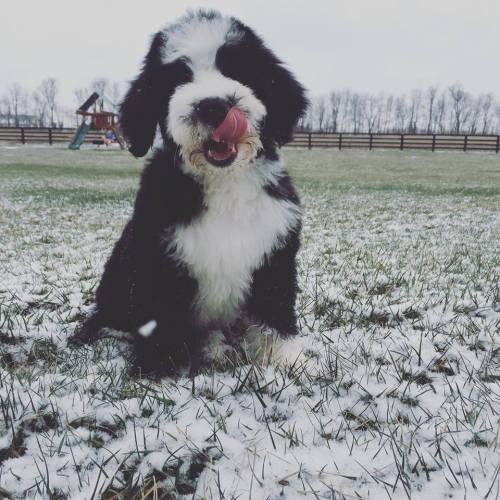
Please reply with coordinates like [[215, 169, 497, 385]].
[[69, 92, 125, 150]]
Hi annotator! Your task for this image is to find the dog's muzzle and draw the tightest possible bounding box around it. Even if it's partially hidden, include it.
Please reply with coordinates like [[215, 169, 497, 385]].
[[194, 98, 248, 167]]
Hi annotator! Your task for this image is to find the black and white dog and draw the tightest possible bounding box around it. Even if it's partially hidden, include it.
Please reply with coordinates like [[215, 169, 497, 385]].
[[75, 10, 308, 375]]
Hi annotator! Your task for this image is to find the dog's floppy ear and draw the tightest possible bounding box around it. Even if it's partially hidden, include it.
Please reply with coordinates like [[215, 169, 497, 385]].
[[120, 32, 166, 158], [218, 23, 308, 147], [263, 62, 308, 146]]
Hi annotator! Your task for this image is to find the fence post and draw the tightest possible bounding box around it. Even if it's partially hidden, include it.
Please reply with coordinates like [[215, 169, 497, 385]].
[[21, 127, 25, 144], [496, 135, 499, 154], [369, 133, 373, 150], [432, 134, 436, 152], [400, 134, 404, 151], [48, 128, 53, 145], [464, 135, 468, 152], [307, 132, 312, 150], [339, 133, 343, 151]]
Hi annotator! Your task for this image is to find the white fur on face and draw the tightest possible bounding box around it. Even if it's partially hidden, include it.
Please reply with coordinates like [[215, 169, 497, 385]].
[[161, 13, 239, 70], [160, 12, 267, 173], [167, 70, 266, 151], [165, 159, 301, 328]]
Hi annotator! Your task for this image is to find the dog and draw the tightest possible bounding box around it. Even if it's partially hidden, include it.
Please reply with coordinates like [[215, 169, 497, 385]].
[[74, 9, 308, 375]]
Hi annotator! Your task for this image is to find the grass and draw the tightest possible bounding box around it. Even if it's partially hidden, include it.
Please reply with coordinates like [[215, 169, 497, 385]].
[[0, 145, 499, 499], [286, 148, 500, 193]]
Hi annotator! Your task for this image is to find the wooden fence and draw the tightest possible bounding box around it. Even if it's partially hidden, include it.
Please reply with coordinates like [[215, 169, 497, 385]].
[[0, 127, 104, 145], [290, 132, 500, 152], [1, 127, 499, 153]]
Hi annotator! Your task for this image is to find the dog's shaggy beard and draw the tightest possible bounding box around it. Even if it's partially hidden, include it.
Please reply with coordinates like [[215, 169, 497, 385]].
[[166, 73, 267, 177], [180, 133, 263, 177]]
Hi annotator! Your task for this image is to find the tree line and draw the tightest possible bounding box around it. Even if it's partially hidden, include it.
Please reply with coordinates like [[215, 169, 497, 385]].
[[299, 85, 500, 135], [2, 80, 500, 136], [0, 78, 123, 128]]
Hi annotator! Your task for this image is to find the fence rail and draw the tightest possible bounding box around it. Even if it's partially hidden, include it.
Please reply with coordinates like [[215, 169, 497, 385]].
[[1, 127, 499, 153], [0, 127, 104, 145], [290, 132, 500, 153]]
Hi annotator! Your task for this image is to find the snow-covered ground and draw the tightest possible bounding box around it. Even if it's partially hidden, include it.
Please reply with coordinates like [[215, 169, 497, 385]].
[[0, 146, 499, 499]]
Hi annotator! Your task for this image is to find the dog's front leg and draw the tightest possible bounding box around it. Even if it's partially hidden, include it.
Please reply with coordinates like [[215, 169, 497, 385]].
[[133, 316, 201, 377], [130, 254, 202, 377], [247, 230, 301, 337]]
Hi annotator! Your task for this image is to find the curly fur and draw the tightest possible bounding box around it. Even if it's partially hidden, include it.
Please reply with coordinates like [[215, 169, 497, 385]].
[[73, 9, 308, 376]]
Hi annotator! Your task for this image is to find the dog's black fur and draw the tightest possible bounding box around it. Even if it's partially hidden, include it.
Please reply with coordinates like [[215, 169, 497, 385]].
[[73, 11, 307, 375]]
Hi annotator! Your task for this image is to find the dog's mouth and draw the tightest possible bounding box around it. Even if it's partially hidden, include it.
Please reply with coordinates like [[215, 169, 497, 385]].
[[203, 139, 238, 167], [203, 107, 248, 168]]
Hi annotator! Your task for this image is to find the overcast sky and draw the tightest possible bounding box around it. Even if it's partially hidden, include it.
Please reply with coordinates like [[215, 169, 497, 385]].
[[2, 0, 499, 108]]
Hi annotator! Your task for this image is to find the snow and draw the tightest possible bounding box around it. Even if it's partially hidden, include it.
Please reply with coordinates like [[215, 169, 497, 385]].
[[0, 147, 499, 499], [138, 320, 157, 338]]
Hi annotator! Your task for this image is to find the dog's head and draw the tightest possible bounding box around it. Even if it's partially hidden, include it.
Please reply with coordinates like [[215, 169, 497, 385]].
[[120, 10, 307, 173]]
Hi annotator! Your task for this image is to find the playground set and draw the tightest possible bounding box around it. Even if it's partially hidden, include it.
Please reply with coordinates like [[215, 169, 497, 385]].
[[68, 92, 125, 150]]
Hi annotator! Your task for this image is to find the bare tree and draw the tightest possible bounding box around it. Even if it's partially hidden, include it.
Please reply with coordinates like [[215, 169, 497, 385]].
[[435, 93, 447, 133], [407, 89, 422, 133], [339, 90, 352, 131], [381, 94, 394, 132], [363, 94, 382, 133], [0, 96, 13, 126], [394, 95, 407, 132], [448, 84, 472, 134], [329, 91, 343, 133], [108, 81, 123, 113], [38, 78, 59, 127], [91, 78, 108, 109], [297, 102, 313, 131], [313, 96, 328, 132], [305, 86, 499, 134], [468, 96, 483, 134], [349, 93, 365, 133], [72, 87, 92, 126], [32, 91, 47, 127], [480, 93, 494, 134], [74, 87, 91, 108], [7, 83, 28, 127], [425, 85, 439, 133], [494, 104, 500, 134]]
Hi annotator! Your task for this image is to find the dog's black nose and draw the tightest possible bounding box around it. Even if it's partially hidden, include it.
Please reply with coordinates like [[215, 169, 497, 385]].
[[194, 98, 232, 128]]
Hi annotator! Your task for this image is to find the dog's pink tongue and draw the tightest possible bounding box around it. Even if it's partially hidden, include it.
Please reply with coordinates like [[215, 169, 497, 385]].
[[211, 107, 247, 143]]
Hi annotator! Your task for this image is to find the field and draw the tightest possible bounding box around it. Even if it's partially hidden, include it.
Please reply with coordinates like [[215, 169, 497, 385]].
[[0, 145, 499, 499]]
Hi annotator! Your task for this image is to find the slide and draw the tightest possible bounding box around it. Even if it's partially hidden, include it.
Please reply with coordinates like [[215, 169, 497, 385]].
[[68, 122, 90, 150]]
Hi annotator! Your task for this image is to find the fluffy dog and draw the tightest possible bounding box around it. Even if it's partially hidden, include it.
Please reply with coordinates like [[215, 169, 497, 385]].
[[75, 9, 308, 375]]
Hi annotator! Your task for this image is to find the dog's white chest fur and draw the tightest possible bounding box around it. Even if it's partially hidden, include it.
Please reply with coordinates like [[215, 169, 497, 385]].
[[169, 163, 300, 327]]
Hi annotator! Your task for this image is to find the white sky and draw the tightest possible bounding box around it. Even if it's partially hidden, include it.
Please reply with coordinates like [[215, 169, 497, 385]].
[[2, 0, 499, 108]]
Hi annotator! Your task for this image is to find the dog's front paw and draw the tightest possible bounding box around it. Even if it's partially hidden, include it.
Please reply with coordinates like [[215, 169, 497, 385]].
[[133, 322, 197, 378], [201, 330, 239, 369], [133, 340, 190, 378], [270, 335, 309, 367], [243, 324, 309, 367], [68, 312, 103, 346]]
